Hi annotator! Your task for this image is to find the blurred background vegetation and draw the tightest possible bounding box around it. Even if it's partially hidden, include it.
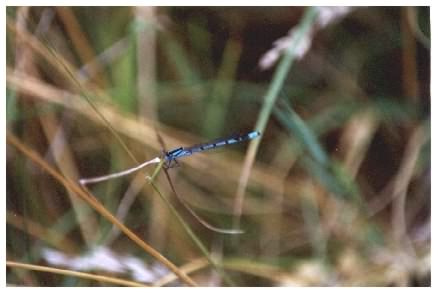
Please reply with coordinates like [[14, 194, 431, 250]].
[[6, 6, 430, 286]]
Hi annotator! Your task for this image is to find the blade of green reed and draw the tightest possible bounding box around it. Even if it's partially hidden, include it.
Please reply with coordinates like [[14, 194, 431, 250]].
[[234, 7, 319, 228], [275, 100, 329, 166], [274, 102, 359, 200]]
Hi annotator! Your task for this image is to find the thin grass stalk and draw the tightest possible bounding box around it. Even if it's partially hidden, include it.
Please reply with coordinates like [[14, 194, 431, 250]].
[[233, 7, 319, 230], [7, 132, 197, 287], [7, 261, 148, 287]]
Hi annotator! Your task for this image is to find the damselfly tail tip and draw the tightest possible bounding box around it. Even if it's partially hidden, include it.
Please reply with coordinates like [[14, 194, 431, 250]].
[[249, 130, 261, 139]]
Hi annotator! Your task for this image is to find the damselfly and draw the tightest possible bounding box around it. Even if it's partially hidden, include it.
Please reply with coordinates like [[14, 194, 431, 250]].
[[164, 130, 260, 169]]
